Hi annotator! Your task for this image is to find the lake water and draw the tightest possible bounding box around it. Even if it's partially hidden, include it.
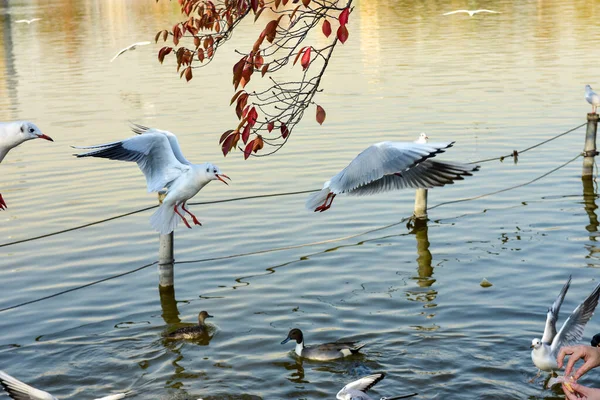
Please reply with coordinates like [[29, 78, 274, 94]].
[[1, 0, 600, 399]]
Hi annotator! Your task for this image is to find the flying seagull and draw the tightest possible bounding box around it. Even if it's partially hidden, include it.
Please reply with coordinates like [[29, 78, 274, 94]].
[[110, 41, 151, 62], [530, 276, 600, 380], [0, 121, 53, 210], [73, 124, 230, 234], [336, 373, 418, 400], [14, 18, 42, 24], [0, 370, 127, 400], [306, 135, 479, 212], [585, 85, 600, 114], [442, 9, 501, 16]]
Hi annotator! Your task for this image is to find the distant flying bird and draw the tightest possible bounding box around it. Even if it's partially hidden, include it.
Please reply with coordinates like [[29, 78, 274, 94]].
[[306, 135, 479, 212], [585, 85, 600, 114], [74, 124, 230, 234], [442, 9, 500, 16], [14, 18, 42, 24], [110, 41, 151, 62], [0, 121, 53, 210], [0, 370, 127, 400], [336, 373, 418, 400], [530, 276, 600, 380]]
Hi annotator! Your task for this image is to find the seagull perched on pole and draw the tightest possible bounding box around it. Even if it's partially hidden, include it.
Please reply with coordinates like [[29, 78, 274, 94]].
[[0, 370, 128, 400], [0, 121, 53, 210], [14, 18, 42, 24], [585, 85, 600, 114], [442, 9, 500, 16], [530, 276, 600, 380], [73, 124, 230, 234], [306, 135, 479, 212], [110, 41, 151, 62], [336, 373, 417, 400]]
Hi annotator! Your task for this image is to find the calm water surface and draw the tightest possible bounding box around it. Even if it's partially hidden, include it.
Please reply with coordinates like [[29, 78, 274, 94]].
[[1, 0, 600, 399]]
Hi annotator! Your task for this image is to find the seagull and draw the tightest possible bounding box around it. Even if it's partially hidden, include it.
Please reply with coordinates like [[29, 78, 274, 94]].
[[73, 124, 230, 234], [442, 9, 501, 16], [415, 132, 428, 144], [110, 41, 151, 62], [306, 136, 479, 212], [336, 373, 418, 400], [0, 370, 127, 400], [530, 276, 600, 380], [14, 18, 42, 24], [585, 85, 600, 114], [0, 121, 53, 210]]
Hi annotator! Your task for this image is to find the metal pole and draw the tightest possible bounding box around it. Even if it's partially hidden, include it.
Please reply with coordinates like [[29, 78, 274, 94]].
[[413, 188, 428, 220], [158, 193, 174, 287], [583, 113, 599, 177]]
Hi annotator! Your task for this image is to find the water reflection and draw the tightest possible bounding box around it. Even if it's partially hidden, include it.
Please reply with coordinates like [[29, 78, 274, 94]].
[[582, 176, 599, 235], [0, 0, 18, 116]]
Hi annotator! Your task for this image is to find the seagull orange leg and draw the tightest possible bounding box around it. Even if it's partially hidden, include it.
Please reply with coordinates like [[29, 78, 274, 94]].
[[0, 194, 6, 210], [315, 193, 336, 212], [173, 204, 192, 229], [181, 202, 202, 226]]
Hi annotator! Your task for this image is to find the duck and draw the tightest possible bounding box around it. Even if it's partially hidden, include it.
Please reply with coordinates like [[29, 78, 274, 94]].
[[166, 311, 213, 340], [281, 328, 365, 361]]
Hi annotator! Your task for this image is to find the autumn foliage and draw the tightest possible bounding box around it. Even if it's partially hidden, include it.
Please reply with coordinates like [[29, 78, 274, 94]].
[[157, 0, 353, 159]]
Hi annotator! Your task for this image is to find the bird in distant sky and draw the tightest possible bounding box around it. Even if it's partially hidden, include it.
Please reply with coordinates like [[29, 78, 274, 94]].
[[14, 18, 42, 24], [0, 121, 53, 210], [442, 9, 500, 17], [110, 41, 151, 62]]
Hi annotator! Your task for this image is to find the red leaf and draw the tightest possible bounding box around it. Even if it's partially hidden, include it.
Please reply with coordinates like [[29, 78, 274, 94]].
[[158, 47, 172, 64], [281, 123, 289, 139], [339, 7, 350, 26], [322, 20, 332, 37], [293, 46, 308, 66], [184, 66, 193, 82], [244, 139, 255, 159], [197, 48, 205, 62], [235, 93, 249, 119], [300, 47, 311, 70], [219, 129, 234, 144], [250, 0, 259, 13], [221, 132, 236, 156], [261, 63, 269, 76], [316, 105, 326, 125], [267, 121, 274, 132], [248, 107, 258, 126], [253, 135, 264, 152], [337, 24, 349, 44], [230, 90, 246, 106], [232, 57, 245, 89], [302, 0, 310, 7], [242, 124, 251, 144]]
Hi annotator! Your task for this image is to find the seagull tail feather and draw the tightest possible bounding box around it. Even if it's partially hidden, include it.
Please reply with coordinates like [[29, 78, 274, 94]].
[[150, 203, 179, 235], [305, 187, 331, 211]]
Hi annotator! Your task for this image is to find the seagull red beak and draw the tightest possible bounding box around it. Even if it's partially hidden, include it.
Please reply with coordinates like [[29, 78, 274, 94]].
[[37, 134, 53, 142], [216, 174, 230, 185]]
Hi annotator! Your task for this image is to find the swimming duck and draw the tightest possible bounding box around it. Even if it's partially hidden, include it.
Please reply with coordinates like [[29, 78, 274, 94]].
[[281, 328, 365, 361], [166, 311, 213, 340]]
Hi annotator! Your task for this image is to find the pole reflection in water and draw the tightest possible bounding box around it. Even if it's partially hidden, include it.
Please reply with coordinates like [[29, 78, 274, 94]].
[[582, 176, 600, 264]]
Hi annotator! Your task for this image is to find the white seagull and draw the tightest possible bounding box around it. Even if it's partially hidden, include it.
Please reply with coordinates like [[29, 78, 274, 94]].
[[442, 9, 500, 16], [0, 370, 127, 400], [0, 121, 53, 210], [73, 124, 230, 234], [336, 373, 417, 400], [585, 85, 600, 114], [306, 135, 479, 212], [530, 276, 600, 380], [110, 41, 151, 62], [14, 18, 42, 24]]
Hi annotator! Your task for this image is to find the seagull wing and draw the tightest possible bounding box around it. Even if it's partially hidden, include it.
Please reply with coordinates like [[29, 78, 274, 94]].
[[328, 141, 454, 195], [541, 276, 571, 344], [337, 373, 385, 399], [74, 132, 189, 192], [345, 159, 479, 196], [94, 394, 128, 400], [110, 47, 129, 62], [14, 20, 28, 23], [30, 18, 42, 22], [442, 10, 468, 15], [130, 123, 190, 165], [473, 9, 500, 13], [551, 282, 600, 354], [0, 370, 58, 400]]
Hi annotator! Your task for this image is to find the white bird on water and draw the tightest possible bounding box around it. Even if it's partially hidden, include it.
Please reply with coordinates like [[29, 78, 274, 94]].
[[74, 124, 230, 234], [585, 85, 600, 114], [0, 370, 127, 400], [336, 373, 417, 400], [110, 41, 151, 62], [442, 9, 500, 16], [0, 121, 53, 210], [530, 276, 600, 380], [306, 134, 479, 212], [14, 18, 42, 24]]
